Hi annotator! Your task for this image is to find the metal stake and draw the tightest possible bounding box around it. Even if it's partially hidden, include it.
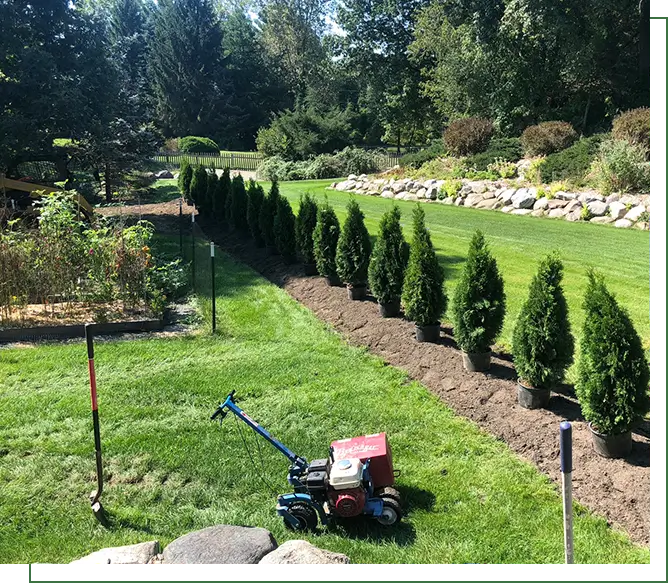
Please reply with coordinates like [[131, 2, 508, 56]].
[[560, 421, 574, 563], [179, 198, 183, 259], [191, 209, 196, 291], [210, 242, 216, 334]]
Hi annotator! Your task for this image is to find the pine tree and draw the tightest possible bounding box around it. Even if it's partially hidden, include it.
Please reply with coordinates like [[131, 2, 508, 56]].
[[218, 167, 231, 222], [369, 205, 409, 306], [178, 159, 194, 202], [335, 198, 372, 287], [274, 195, 296, 259], [402, 205, 446, 326], [230, 174, 247, 230], [259, 180, 280, 246], [513, 253, 574, 389], [451, 230, 506, 353], [295, 193, 319, 264], [204, 170, 218, 216], [313, 199, 340, 280], [189, 164, 208, 210], [576, 271, 649, 435], [246, 179, 265, 245]]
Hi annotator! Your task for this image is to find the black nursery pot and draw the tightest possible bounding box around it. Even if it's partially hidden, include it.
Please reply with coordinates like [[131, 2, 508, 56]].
[[304, 263, 318, 276], [325, 274, 342, 287], [589, 424, 633, 459], [517, 379, 551, 409], [415, 322, 440, 343], [347, 284, 366, 301], [378, 300, 400, 318], [462, 350, 491, 372]]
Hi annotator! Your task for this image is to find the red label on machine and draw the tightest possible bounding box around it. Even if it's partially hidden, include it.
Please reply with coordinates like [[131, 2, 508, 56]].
[[331, 433, 395, 488]]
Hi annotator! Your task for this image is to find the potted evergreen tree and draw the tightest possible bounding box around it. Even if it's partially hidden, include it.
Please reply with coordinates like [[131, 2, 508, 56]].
[[204, 170, 218, 217], [295, 193, 319, 275], [335, 198, 372, 300], [178, 159, 193, 204], [313, 199, 341, 286], [576, 271, 649, 458], [451, 231, 506, 371], [260, 180, 280, 254], [274, 195, 296, 261], [189, 164, 208, 211], [369, 205, 409, 317], [246, 179, 265, 246], [402, 205, 446, 342], [230, 174, 247, 231], [217, 168, 231, 223], [512, 254, 574, 408]]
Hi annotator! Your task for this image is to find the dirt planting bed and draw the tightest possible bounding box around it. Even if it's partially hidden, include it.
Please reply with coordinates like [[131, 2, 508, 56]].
[[112, 199, 650, 545]]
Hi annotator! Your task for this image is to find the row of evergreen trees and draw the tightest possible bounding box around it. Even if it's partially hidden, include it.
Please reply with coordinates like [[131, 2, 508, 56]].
[[179, 160, 648, 439]]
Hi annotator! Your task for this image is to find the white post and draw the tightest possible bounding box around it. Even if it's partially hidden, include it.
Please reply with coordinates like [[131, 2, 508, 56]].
[[560, 421, 574, 564]]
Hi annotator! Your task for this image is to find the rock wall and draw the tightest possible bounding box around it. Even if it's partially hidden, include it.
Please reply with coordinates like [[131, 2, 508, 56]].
[[330, 174, 649, 230]]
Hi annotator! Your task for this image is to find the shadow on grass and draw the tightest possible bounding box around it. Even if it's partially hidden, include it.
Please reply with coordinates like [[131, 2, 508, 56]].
[[102, 508, 156, 535]]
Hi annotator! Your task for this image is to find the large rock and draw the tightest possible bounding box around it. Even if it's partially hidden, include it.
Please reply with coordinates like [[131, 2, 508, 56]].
[[163, 525, 277, 564], [258, 540, 350, 565], [156, 170, 174, 179], [591, 216, 614, 224], [511, 188, 536, 209], [511, 208, 532, 216], [71, 541, 160, 565], [587, 200, 608, 216], [609, 201, 628, 220], [625, 205, 646, 222], [416, 188, 427, 199], [554, 191, 577, 201], [563, 199, 582, 214], [476, 198, 503, 210], [395, 191, 410, 200], [380, 190, 394, 199], [464, 194, 485, 208], [548, 208, 568, 219], [615, 218, 633, 228], [426, 186, 439, 200], [347, 174, 357, 181], [533, 197, 549, 211], [578, 192, 604, 204], [546, 198, 568, 209]]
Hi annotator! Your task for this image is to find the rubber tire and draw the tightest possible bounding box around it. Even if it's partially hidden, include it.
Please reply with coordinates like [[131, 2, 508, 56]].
[[376, 498, 402, 526], [375, 486, 401, 504], [284, 502, 318, 532]]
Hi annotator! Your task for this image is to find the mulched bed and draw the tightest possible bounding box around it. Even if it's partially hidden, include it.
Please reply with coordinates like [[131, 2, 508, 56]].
[[111, 198, 650, 545]]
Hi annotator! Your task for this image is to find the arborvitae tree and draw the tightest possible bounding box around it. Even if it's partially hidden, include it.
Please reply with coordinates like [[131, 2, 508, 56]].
[[204, 170, 218, 216], [451, 230, 506, 353], [178, 159, 194, 202], [211, 171, 224, 219], [273, 195, 296, 259], [259, 180, 280, 246], [230, 174, 247, 230], [402, 205, 446, 326], [576, 271, 650, 435], [246, 179, 265, 245], [295, 193, 319, 264], [369, 205, 409, 305], [335, 198, 372, 286], [218, 167, 231, 222], [313, 199, 340, 279], [513, 254, 574, 389], [189, 164, 208, 210]]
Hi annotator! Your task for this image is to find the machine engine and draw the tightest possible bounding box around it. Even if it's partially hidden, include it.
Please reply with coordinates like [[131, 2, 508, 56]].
[[327, 458, 366, 517]]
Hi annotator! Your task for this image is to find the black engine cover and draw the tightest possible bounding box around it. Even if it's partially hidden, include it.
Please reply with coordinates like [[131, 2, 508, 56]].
[[306, 470, 328, 491]]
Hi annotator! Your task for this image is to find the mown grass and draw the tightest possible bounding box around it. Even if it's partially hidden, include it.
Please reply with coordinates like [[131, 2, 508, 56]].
[[266, 180, 650, 365], [0, 236, 648, 564]]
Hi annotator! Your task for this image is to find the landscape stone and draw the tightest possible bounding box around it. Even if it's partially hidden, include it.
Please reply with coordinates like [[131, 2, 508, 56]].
[[590, 216, 614, 224], [586, 200, 608, 216], [531, 209, 545, 217], [404, 193, 418, 201], [500, 188, 516, 204], [635, 221, 649, 230], [476, 198, 503, 210], [259, 540, 350, 565], [163, 525, 277, 564], [511, 208, 532, 216], [156, 170, 173, 179], [625, 205, 646, 222], [416, 188, 427, 199], [533, 197, 549, 211], [565, 211, 581, 222], [548, 208, 568, 218], [546, 199, 568, 209], [615, 218, 633, 228], [71, 541, 160, 565], [578, 192, 604, 203], [464, 194, 485, 207], [427, 187, 438, 200], [380, 190, 394, 198], [501, 206, 514, 213], [555, 191, 577, 200], [348, 174, 357, 181], [608, 201, 628, 220], [606, 193, 620, 203], [563, 199, 582, 214], [454, 197, 464, 206], [511, 188, 536, 209]]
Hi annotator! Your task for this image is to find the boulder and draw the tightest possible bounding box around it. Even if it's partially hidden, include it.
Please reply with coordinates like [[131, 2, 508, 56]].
[[565, 211, 581, 222], [554, 191, 577, 201], [454, 197, 464, 206], [426, 187, 439, 200], [156, 170, 174, 179], [71, 541, 160, 565], [259, 540, 350, 565], [586, 200, 608, 216], [163, 525, 277, 564], [482, 191, 496, 200], [416, 188, 427, 199], [395, 191, 410, 200], [591, 216, 614, 224], [635, 221, 649, 230], [347, 174, 357, 181], [625, 205, 646, 222], [531, 209, 545, 217], [476, 198, 503, 210], [464, 194, 485, 208], [440, 197, 454, 205], [563, 199, 582, 214], [620, 194, 638, 205], [578, 192, 604, 203], [546, 198, 568, 209], [403, 193, 419, 201], [391, 182, 405, 194], [468, 181, 488, 194], [608, 201, 628, 220], [511, 188, 536, 209], [511, 208, 532, 216], [358, 174, 368, 181], [335, 181, 351, 192], [615, 219, 633, 228], [501, 206, 514, 213], [499, 188, 516, 205], [380, 190, 394, 199], [606, 193, 620, 203], [533, 197, 549, 211], [548, 208, 568, 219]]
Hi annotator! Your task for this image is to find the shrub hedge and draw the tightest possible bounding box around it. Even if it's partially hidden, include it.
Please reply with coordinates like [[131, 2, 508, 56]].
[[521, 121, 577, 156], [273, 195, 296, 259], [465, 138, 523, 169], [313, 200, 341, 279], [246, 179, 265, 245], [335, 198, 372, 286], [368, 205, 409, 305], [295, 193, 319, 264], [612, 108, 650, 153], [259, 181, 280, 246], [178, 136, 220, 154], [538, 134, 603, 185], [443, 117, 494, 156]]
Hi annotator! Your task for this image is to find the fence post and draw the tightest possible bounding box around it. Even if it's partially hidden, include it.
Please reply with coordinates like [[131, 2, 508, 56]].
[[210, 241, 216, 334], [560, 421, 574, 564]]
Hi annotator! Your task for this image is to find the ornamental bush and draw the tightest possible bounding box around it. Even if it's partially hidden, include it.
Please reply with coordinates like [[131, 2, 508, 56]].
[[335, 198, 372, 286], [465, 137, 523, 169], [401, 205, 446, 326], [295, 193, 319, 263], [246, 180, 265, 245], [575, 271, 649, 435], [178, 136, 220, 153], [539, 135, 603, 185], [512, 254, 574, 388], [443, 117, 494, 156], [451, 231, 505, 353], [521, 121, 578, 156], [259, 180, 280, 246], [368, 205, 409, 305], [230, 174, 247, 230], [590, 139, 650, 194], [189, 164, 208, 210], [273, 195, 296, 259], [218, 168, 231, 222], [612, 108, 650, 153], [313, 199, 340, 278], [178, 159, 193, 202], [204, 170, 218, 216]]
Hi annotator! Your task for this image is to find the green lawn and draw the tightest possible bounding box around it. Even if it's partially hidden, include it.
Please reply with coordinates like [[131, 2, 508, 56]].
[[0, 236, 648, 564], [266, 180, 650, 363]]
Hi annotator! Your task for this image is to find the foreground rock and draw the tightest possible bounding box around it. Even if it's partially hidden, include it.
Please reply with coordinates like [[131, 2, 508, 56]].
[[70, 541, 160, 564], [163, 525, 277, 564], [259, 540, 350, 564]]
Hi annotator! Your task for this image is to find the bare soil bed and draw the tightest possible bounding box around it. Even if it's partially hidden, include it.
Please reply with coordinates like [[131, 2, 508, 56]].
[[111, 198, 650, 545]]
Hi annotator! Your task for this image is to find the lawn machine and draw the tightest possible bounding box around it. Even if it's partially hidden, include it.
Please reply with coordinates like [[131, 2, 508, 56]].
[[210, 391, 402, 531]]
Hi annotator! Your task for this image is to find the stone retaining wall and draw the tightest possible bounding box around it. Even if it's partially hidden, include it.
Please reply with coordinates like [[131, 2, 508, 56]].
[[329, 175, 649, 230]]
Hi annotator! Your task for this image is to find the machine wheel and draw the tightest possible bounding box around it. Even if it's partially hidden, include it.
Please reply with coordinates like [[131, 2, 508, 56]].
[[376, 498, 402, 526], [284, 502, 318, 531], [374, 486, 401, 504]]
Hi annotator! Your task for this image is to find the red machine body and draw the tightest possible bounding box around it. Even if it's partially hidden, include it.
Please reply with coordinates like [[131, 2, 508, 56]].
[[330, 432, 395, 488], [330, 488, 366, 517]]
